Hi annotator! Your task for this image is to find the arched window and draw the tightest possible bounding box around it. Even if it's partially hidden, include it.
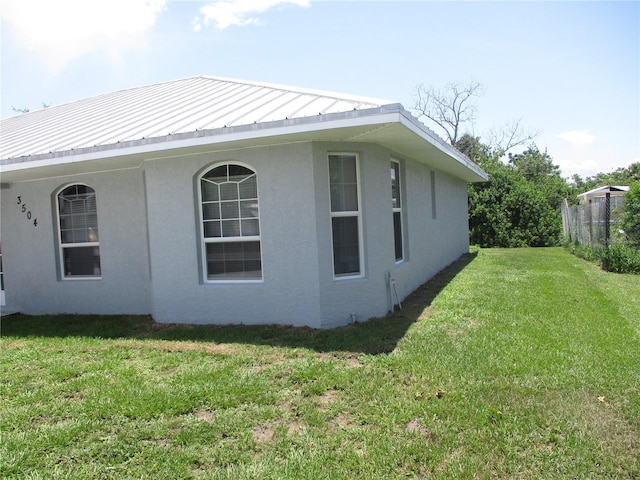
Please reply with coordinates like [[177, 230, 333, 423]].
[[200, 164, 262, 280], [57, 184, 101, 278]]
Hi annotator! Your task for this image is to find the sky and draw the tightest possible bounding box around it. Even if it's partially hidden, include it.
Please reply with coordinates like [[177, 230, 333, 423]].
[[1, 0, 638, 179]]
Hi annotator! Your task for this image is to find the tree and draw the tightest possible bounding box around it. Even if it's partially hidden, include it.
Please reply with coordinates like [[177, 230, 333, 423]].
[[622, 181, 640, 247], [486, 118, 540, 157], [10, 102, 51, 114], [462, 135, 570, 247], [569, 162, 640, 192], [413, 81, 482, 145], [414, 82, 537, 153]]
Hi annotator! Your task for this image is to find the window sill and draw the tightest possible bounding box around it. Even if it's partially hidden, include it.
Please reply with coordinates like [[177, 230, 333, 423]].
[[62, 276, 102, 281]]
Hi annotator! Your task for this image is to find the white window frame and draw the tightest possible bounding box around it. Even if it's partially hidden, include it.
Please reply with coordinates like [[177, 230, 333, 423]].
[[198, 162, 263, 283], [328, 152, 364, 279], [56, 183, 101, 280], [391, 159, 404, 263]]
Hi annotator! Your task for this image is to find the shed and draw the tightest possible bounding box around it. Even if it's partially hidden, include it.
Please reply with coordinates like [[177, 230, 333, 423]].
[[578, 185, 629, 209], [0, 76, 486, 327]]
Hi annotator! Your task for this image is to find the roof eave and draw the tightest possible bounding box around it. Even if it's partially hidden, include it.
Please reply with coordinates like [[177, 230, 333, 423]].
[[1, 104, 487, 183]]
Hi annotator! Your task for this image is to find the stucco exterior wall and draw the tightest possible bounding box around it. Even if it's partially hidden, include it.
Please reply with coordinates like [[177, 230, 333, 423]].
[[144, 142, 324, 327], [311, 142, 470, 328], [1, 140, 471, 328], [395, 159, 470, 301], [0, 169, 151, 315]]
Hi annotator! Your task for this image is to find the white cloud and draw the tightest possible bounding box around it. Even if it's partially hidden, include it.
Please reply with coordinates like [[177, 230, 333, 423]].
[[1, 0, 166, 70], [556, 129, 597, 147], [194, 0, 309, 30]]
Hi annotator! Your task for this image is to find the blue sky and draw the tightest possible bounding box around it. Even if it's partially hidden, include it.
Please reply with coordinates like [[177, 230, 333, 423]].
[[1, 0, 638, 179]]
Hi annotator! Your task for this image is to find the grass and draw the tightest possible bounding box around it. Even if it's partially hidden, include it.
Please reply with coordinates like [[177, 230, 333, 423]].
[[2, 248, 639, 479]]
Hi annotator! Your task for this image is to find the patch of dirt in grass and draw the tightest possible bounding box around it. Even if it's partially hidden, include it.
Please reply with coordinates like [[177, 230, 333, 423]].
[[193, 409, 215, 422], [286, 419, 305, 435], [406, 418, 432, 438], [152, 437, 171, 447], [144, 340, 239, 356], [85, 340, 240, 356], [253, 425, 275, 443], [318, 389, 338, 409], [334, 413, 354, 429], [315, 352, 363, 368]]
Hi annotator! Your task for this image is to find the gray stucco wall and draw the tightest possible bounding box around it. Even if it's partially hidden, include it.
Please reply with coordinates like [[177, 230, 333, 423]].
[[0, 168, 151, 315], [311, 142, 470, 328], [144, 142, 324, 327], [1, 140, 471, 328]]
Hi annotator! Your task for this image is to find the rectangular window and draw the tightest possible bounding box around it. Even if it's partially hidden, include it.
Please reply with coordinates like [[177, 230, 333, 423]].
[[391, 160, 403, 261], [329, 153, 362, 277]]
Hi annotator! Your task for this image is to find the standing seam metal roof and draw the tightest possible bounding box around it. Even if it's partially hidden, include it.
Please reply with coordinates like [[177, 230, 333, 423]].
[[0, 75, 392, 160]]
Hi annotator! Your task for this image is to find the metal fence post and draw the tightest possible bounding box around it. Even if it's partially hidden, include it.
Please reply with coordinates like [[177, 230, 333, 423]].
[[605, 192, 611, 248]]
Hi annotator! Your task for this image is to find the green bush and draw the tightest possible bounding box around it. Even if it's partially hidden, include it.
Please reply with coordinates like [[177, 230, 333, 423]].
[[622, 181, 640, 247], [601, 244, 640, 274], [564, 239, 640, 274]]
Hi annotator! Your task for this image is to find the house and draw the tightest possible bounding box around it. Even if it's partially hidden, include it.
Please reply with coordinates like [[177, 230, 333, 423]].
[[0, 76, 487, 327]]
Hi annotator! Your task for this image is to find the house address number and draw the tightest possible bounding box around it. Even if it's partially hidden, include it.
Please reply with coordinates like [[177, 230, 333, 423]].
[[16, 196, 38, 226]]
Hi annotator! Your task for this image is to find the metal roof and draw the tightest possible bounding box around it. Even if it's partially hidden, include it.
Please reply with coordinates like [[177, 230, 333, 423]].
[[0, 75, 487, 183], [578, 185, 629, 202]]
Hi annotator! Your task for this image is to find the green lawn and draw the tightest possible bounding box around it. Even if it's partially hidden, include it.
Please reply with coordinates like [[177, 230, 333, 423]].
[[2, 248, 639, 479]]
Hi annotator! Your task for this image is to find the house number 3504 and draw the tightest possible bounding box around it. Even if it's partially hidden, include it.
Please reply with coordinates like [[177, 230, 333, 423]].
[[16, 196, 38, 226]]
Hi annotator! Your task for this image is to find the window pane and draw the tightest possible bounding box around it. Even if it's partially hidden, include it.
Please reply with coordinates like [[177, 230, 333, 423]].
[[201, 181, 219, 202], [394, 211, 403, 261], [241, 219, 260, 236], [222, 220, 240, 237], [330, 184, 358, 212], [332, 216, 360, 275], [228, 165, 253, 180], [202, 203, 221, 220], [203, 165, 228, 181], [220, 201, 239, 220], [329, 155, 358, 212], [203, 221, 222, 238], [220, 183, 238, 201], [63, 246, 101, 277], [206, 241, 261, 279], [58, 185, 99, 244], [239, 176, 257, 199], [240, 200, 259, 219], [391, 162, 401, 208]]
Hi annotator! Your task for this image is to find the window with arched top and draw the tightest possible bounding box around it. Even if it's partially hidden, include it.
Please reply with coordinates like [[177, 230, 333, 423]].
[[56, 184, 101, 278], [199, 163, 262, 281]]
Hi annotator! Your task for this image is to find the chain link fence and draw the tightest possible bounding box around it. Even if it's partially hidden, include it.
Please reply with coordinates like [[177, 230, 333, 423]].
[[562, 195, 626, 248]]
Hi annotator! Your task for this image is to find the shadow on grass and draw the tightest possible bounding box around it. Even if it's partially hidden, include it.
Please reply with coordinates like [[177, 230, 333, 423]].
[[2, 253, 477, 354]]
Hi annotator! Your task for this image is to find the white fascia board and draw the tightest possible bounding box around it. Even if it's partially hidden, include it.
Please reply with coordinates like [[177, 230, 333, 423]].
[[396, 108, 488, 182]]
